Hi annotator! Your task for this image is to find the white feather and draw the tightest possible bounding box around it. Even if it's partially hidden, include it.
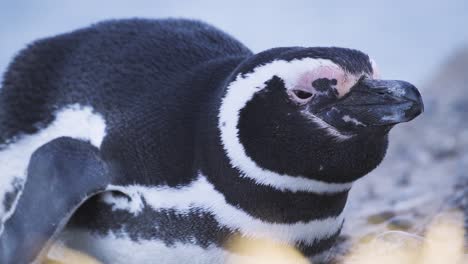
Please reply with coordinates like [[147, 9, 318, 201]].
[[218, 58, 355, 193], [104, 172, 344, 246], [101, 187, 144, 215]]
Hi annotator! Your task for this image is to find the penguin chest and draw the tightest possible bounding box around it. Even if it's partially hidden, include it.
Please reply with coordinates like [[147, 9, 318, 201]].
[[57, 177, 238, 263], [57, 173, 344, 263]]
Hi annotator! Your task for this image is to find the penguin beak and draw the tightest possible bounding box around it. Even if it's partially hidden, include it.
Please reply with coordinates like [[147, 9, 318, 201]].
[[317, 78, 424, 129]]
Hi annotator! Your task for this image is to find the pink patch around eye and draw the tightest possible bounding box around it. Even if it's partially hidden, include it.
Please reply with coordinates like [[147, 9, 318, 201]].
[[293, 66, 356, 98], [370, 59, 381, 79]]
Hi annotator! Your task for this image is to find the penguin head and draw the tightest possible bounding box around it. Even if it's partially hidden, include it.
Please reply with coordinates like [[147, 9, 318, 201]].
[[218, 47, 423, 184]]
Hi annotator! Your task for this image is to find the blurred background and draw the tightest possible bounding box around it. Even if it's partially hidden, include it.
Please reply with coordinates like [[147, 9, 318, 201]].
[[1, 0, 468, 84], [1, 0, 467, 262]]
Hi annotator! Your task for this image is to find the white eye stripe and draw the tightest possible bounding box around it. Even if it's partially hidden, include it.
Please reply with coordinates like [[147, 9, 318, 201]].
[[218, 58, 356, 193]]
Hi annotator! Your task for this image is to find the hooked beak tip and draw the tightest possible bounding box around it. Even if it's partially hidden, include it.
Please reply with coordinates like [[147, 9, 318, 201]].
[[398, 81, 424, 121]]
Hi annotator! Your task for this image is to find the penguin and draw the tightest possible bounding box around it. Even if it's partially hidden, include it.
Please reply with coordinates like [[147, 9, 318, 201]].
[[0, 18, 423, 264]]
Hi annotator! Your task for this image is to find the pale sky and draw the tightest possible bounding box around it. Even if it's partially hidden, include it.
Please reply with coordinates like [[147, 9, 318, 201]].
[[1, 0, 467, 86]]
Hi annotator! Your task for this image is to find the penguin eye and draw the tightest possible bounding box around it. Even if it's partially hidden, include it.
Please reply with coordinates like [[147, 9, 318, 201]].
[[289, 89, 314, 105]]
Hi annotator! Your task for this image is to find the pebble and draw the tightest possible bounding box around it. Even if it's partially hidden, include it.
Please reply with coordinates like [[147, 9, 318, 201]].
[[387, 218, 414, 231], [366, 211, 396, 225]]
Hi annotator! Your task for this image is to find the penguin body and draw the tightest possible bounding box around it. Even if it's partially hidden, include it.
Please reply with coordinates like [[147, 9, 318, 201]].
[[0, 19, 423, 263]]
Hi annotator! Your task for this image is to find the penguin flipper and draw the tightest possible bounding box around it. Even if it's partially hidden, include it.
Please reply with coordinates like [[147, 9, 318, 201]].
[[0, 137, 110, 264]]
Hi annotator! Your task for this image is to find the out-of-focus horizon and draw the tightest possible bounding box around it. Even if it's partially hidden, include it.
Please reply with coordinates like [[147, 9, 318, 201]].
[[1, 0, 467, 86]]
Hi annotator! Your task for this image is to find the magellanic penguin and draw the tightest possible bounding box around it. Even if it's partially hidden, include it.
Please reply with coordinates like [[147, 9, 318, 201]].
[[0, 19, 423, 264]]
